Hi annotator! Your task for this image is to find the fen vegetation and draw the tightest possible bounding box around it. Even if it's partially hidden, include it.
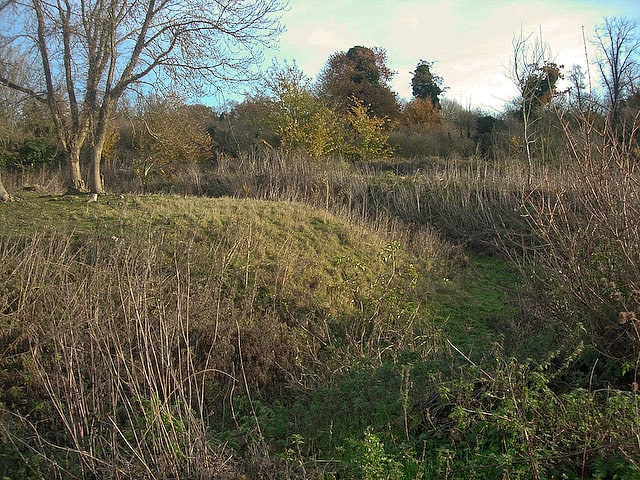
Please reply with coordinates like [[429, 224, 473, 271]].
[[1, 5, 640, 479]]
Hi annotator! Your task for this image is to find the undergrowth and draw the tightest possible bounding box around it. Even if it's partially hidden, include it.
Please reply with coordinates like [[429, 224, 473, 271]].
[[1, 190, 638, 478]]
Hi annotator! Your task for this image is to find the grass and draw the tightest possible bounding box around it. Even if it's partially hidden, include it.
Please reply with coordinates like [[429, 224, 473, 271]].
[[1, 160, 639, 478], [426, 255, 521, 359], [0, 191, 510, 477]]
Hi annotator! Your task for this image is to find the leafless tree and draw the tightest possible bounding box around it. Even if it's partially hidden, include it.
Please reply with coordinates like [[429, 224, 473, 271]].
[[0, 0, 286, 195], [510, 29, 552, 187], [594, 17, 640, 132]]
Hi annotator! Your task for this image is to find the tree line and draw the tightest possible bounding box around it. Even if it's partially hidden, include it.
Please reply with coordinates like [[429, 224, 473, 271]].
[[1, 1, 639, 199]]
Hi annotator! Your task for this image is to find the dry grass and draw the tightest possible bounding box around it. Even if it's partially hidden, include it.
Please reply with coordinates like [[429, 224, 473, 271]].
[[2, 116, 639, 477], [0, 195, 445, 478]]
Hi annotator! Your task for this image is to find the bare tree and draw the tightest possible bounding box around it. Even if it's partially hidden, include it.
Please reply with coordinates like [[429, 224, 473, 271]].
[[0, 0, 286, 195], [594, 17, 640, 132], [510, 29, 561, 186], [511, 30, 548, 186]]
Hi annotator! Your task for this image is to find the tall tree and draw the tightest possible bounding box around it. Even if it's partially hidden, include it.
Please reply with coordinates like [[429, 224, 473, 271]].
[[0, 0, 285, 195], [411, 60, 444, 108], [594, 17, 640, 132], [317, 46, 400, 119]]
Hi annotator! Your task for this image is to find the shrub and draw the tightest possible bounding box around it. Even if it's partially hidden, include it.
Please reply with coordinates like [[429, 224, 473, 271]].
[[345, 97, 393, 160], [517, 108, 640, 373], [1, 139, 61, 170], [388, 125, 474, 158]]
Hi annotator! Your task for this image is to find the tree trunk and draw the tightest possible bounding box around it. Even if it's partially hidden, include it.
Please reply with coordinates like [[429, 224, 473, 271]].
[[0, 172, 11, 202], [89, 142, 104, 195], [523, 112, 533, 188], [66, 143, 87, 194], [89, 107, 110, 195]]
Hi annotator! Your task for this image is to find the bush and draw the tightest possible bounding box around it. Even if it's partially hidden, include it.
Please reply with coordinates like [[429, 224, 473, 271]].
[[1, 139, 61, 171], [517, 109, 640, 371], [389, 125, 475, 158]]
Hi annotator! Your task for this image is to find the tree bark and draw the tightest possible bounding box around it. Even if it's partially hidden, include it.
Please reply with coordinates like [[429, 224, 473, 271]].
[[89, 142, 104, 194], [89, 103, 113, 195], [66, 144, 87, 194], [0, 172, 11, 202]]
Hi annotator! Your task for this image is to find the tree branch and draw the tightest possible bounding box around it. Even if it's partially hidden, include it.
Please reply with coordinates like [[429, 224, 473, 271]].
[[0, 76, 47, 102]]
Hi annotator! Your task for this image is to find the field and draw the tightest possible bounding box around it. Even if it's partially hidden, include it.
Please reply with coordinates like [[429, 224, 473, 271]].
[[1, 153, 639, 479]]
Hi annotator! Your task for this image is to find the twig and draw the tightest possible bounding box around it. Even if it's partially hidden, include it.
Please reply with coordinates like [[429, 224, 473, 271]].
[[446, 339, 495, 382]]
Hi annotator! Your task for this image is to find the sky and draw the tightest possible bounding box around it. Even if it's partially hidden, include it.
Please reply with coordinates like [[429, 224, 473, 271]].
[[253, 0, 640, 113]]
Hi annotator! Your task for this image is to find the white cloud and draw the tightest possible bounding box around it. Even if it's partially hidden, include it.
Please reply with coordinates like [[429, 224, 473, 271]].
[[263, 0, 640, 111], [307, 26, 345, 48]]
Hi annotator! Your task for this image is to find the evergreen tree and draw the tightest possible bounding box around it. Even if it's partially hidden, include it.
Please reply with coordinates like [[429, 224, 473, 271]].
[[411, 60, 444, 108]]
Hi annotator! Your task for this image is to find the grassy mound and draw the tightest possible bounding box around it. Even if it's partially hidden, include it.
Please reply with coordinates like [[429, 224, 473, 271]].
[[0, 194, 440, 478], [1, 193, 638, 479]]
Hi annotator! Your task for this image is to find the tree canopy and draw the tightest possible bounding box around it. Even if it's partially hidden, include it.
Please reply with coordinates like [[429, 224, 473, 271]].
[[521, 62, 563, 115], [411, 60, 444, 108], [316, 46, 400, 119]]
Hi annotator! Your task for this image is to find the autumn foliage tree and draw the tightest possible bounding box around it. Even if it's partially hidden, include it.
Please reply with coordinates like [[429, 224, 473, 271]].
[[265, 62, 345, 158], [126, 94, 214, 188], [345, 97, 392, 160], [226, 61, 393, 160], [317, 46, 400, 119], [398, 60, 445, 131], [401, 98, 441, 129]]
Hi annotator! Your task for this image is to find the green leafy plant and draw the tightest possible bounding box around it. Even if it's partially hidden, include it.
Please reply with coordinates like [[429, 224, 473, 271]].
[[343, 427, 403, 480], [346, 97, 393, 160]]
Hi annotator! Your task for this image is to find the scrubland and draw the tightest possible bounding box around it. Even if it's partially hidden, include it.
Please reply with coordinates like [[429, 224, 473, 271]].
[[1, 132, 639, 480]]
